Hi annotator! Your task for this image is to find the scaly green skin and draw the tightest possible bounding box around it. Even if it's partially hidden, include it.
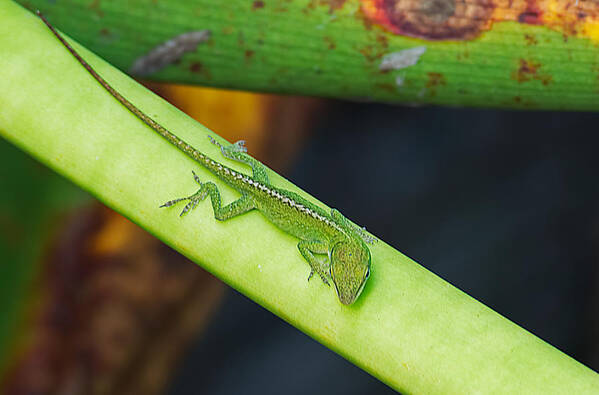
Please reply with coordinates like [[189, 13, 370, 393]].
[[38, 12, 374, 305]]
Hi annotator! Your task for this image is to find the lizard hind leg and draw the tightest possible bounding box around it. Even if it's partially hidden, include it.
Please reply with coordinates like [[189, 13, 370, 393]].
[[298, 240, 331, 286], [160, 170, 256, 219], [208, 135, 269, 184]]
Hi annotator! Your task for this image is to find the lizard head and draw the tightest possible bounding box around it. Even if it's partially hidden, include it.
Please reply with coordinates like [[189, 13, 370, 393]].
[[330, 241, 371, 305]]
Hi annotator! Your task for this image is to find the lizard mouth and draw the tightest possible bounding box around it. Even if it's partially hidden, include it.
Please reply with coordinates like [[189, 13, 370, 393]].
[[352, 278, 368, 304], [334, 279, 367, 305]]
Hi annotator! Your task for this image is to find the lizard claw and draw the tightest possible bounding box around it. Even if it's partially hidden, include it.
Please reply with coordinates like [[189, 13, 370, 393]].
[[207, 134, 221, 147], [161, 171, 209, 216], [191, 170, 202, 185], [208, 135, 248, 155], [307, 268, 330, 286], [160, 197, 186, 208], [231, 140, 247, 153], [179, 197, 198, 217]]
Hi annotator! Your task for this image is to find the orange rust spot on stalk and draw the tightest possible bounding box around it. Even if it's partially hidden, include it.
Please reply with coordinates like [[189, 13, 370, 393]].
[[89, 0, 104, 17], [323, 36, 337, 49], [361, 0, 599, 42], [323, 0, 348, 11], [189, 62, 212, 79], [426, 72, 447, 95], [253, 0, 265, 9], [524, 33, 539, 45], [375, 82, 397, 92], [512, 59, 552, 85], [361, 0, 496, 40], [376, 33, 389, 48], [512, 95, 536, 106], [358, 44, 385, 62], [190, 62, 203, 73], [306, 0, 348, 13], [518, 1, 544, 24]]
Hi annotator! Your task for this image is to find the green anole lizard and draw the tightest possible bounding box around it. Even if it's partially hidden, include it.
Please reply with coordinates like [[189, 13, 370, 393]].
[[38, 12, 375, 305]]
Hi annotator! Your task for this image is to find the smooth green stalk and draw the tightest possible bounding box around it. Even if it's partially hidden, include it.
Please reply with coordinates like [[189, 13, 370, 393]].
[[1, 2, 598, 393], [16, 0, 599, 110]]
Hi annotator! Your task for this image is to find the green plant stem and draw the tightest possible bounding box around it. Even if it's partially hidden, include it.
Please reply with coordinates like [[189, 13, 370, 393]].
[[1, 2, 598, 393], [16, 0, 599, 110]]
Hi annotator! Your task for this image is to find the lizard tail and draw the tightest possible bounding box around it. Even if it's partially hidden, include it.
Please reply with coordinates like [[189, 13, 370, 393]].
[[37, 11, 227, 177]]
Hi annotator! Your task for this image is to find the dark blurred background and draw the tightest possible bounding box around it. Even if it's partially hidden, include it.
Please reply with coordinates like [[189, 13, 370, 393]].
[[1, 87, 598, 394]]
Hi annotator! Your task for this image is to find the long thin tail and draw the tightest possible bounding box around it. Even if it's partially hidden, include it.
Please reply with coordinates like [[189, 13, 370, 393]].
[[37, 11, 222, 173]]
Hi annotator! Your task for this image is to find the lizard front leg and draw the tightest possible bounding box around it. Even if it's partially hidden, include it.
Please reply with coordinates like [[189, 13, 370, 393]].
[[208, 135, 269, 184], [161, 170, 256, 219], [298, 240, 331, 286]]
